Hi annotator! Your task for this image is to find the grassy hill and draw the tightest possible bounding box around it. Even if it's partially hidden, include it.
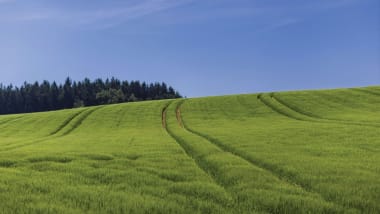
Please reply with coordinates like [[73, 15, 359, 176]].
[[0, 86, 379, 213]]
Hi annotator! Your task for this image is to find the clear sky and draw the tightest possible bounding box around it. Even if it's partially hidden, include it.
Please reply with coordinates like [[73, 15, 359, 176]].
[[0, 0, 379, 97]]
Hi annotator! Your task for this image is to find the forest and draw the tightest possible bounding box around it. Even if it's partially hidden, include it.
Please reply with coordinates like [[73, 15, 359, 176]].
[[0, 77, 181, 115]]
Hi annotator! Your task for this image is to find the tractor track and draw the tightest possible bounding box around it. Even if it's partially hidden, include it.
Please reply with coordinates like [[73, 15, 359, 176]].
[[175, 103, 184, 128], [162, 103, 169, 129], [258, 93, 380, 128], [0, 137, 57, 152], [60, 106, 103, 136], [351, 88, 380, 97], [236, 95, 258, 116], [162, 101, 232, 205], [274, 93, 380, 127], [257, 94, 305, 121], [0, 106, 104, 152], [0, 111, 85, 151], [49, 109, 87, 135], [174, 101, 345, 211], [169, 100, 350, 212], [115, 107, 128, 128], [0, 116, 24, 126]]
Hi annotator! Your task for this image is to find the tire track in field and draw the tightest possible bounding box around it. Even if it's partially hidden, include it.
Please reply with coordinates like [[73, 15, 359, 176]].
[[60, 106, 103, 136], [0, 111, 84, 148], [0, 107, 103, 152], [162, 103, 170, 128], [255, 94, 378, 211], [115, 106, 128, 128], [175, 104, 184, 128], [175, 101, 348, 212], [0, 110, 86, 150], [0, 116, 24, 127], [272, 93, 380, 127], [257, 94, 305, 121], [163, 101, 217, 180], [162, 101, 232, 205], [0, 137, 57, 152], [49, 109, 87, 135], [351, 88, 380, 97], [236, 96, 257, 116], [258, 93, 380, 128]]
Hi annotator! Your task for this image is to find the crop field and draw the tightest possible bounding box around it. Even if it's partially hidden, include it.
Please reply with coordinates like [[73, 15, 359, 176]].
[[0, 86, 379, 213]]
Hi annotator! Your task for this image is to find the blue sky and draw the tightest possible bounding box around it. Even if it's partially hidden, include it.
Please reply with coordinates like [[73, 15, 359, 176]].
[[0, 0, 379, 97]]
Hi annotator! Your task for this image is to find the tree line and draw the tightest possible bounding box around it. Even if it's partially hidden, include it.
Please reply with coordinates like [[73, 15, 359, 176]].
[[0, 77, 181, 115]]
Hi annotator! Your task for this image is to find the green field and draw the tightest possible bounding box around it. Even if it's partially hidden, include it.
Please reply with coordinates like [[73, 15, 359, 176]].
[[0, 86, 379, 213]]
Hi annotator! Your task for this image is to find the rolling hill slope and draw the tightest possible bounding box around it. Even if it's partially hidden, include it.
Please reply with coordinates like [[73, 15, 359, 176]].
[[0, 86, 379, 213]]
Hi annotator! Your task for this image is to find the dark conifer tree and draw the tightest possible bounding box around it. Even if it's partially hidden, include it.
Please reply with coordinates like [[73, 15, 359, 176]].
[[0, 77, 181, 115]]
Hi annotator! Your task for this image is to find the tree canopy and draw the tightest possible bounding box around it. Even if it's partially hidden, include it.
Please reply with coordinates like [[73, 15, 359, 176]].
[[0, 77, 181, 115]]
